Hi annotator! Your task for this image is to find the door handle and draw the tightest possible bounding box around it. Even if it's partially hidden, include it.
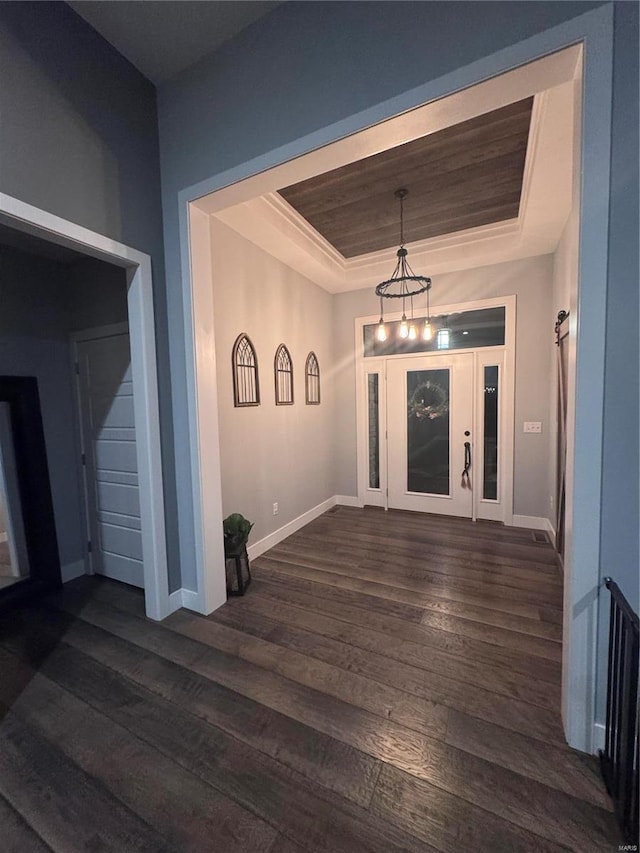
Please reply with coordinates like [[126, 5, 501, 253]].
[[461, 441, 471, 489]]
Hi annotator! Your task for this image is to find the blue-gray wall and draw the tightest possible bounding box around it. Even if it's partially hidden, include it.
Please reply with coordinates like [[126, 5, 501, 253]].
[[0, 1, 180, 589]]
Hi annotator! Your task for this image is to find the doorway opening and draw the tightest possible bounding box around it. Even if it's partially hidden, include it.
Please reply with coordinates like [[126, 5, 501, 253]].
[[185, 44, 580, 610], [0, 194, 169, 619]]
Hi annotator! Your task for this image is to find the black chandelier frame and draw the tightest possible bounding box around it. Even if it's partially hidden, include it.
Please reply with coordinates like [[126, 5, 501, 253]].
[[375, 189, 432, 337]]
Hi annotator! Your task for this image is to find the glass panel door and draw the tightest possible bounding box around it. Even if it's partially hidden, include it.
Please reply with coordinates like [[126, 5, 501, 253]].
[[406, 368, 450, 495], [361, 367, 386, 508], [387, 354, 474, 518], [367, 374, 380, 489], [482, 365, 499, 500]]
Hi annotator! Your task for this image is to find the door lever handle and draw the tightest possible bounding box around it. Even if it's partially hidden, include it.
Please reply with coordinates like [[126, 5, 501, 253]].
[[461, 441, 472, 489]]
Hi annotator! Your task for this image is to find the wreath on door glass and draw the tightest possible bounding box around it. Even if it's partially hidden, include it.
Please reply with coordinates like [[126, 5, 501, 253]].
[[408, 380, 449, 420]]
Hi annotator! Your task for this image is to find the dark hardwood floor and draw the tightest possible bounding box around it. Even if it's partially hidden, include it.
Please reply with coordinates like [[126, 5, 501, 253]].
[[0, 506, 619, 852]]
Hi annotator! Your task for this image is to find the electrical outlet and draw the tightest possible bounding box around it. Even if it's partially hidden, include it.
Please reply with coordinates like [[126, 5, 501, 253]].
[[524, 421, 542, 433], [273, 502, 279, 515]]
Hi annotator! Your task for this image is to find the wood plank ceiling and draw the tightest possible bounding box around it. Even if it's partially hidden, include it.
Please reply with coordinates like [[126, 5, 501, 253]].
[[279, 98, 533, 258]]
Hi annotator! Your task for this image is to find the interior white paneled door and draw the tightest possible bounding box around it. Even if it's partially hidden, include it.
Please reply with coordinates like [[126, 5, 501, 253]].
[[76, 330, 143, 587], [387, 353, 474, 518]]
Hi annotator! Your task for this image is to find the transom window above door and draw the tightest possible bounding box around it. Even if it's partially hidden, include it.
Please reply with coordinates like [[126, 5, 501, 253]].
[[363, 306, 505, 357]]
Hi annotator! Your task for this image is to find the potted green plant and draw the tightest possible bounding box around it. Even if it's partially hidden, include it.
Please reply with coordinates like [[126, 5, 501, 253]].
[[223, 512, 254, 557]]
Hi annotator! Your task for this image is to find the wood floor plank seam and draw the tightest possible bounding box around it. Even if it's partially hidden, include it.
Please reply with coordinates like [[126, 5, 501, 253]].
[[0, 789, 56, 853], [363, 760, 385, 811]]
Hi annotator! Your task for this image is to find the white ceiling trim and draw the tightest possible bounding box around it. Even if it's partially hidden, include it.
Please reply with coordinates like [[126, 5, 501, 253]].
[[205, 46, 578, 292]]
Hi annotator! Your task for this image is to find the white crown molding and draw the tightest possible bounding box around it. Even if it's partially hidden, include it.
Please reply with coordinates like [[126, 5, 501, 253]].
[[262, 192, 344, 267], [518, 90, 545, 222]]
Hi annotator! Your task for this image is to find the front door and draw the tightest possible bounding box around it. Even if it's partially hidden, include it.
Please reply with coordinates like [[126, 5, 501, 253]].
[[387, 353, 474, 517], [76, 329, 144, 588]]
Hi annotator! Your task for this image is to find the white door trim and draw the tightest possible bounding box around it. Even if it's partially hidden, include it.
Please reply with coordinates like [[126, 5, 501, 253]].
[[0, 193, 170, 621], [354, 296, 515, 523], [176, 7, 612, 752]]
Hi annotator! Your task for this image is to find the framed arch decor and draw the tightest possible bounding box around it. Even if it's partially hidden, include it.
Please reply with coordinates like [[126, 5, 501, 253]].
[[232, 333, 260, 407], [274, 344, 294, 405], [305, 352, 321, 405]]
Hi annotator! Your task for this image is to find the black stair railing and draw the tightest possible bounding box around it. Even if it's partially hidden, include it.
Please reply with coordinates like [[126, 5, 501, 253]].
[[599, 577, 639, 845]]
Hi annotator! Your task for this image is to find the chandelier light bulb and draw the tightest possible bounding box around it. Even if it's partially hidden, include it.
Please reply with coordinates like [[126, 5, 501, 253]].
[[408, 324, 417, 341], [399, 316, 409, 339], [422, 320, 433, 341], [376, 320, 387, 342]]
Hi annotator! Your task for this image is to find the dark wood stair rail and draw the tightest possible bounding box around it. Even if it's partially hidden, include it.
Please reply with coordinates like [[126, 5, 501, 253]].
[[599, 577, 639, 845]]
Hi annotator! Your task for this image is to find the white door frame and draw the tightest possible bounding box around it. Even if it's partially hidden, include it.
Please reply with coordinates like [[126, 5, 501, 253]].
[[354, 295, 515, 524], [0, 193, 170, 621], [176, 7, 613, 751]]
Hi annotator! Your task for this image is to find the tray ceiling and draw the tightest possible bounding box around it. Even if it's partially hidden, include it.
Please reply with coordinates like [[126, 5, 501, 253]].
[[279, 98, 533, 259]]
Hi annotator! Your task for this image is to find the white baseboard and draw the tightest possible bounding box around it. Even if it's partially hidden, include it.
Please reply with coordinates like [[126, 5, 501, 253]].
[[334, 494, 361, 508], [180, 588, 204, 612], [61, 559, 86, 583], [512, 515, 556, 538], [167, 588, 184, 614], [247, 495, 336, 561], [592, 722, 606, 754], [0, 532, 7, 543], [169, 496, 363, 617], [163, 587, 200, 615]]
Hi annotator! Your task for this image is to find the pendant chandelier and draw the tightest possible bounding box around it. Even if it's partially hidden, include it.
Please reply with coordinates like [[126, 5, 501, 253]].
[[375, 188, 433, 342]]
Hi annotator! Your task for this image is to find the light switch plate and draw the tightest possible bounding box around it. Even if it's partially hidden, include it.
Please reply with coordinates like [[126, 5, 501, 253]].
[[524, 421, 542, 433]]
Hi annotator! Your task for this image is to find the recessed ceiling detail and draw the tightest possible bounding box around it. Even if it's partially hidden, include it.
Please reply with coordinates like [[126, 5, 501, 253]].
[[279, 98, 533, 258]]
